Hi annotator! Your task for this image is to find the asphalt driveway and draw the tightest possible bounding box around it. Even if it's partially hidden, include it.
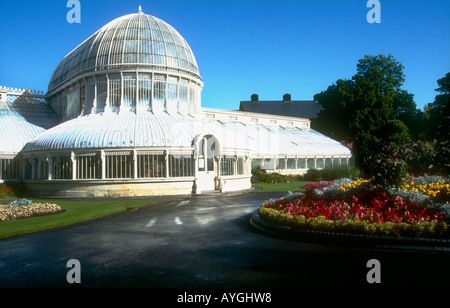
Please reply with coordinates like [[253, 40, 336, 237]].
[[0, 192, 449, 288]]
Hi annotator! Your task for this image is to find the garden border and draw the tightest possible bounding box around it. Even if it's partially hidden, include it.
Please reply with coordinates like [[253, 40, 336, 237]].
[[249, 210, 450, 252]]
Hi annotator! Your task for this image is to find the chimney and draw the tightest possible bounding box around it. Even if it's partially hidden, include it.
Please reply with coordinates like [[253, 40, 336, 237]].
[[251, 94, 259, 102], [283, 93, 291, 102]]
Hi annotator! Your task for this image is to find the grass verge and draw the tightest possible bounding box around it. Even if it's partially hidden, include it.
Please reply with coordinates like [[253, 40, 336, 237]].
[[251, 181, 311, 193], [0, 198, 176, 239]]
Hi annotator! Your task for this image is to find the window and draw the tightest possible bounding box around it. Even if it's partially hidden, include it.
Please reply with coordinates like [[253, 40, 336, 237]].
[[198, 138, 205, 172], [298, 158, 306, 169], [237, 157, 245, 175], [123, 76, 136, 109], [138, 75, 151, 110], [251, 159, 263, 170], [38, 158, 49, 180], [109, 79, 121, 110], [0, 157, 20, 180], [76, 154, 101, 179], [287, 158, 296, 170], [221, 156, 234, 176], [276, 158, 286, 170], [179, 80, 188, 114], [96, 80, 107, 111], [137, 153, 166, 178], [106, 153, 133, 179], [169, 154, 193, 177], [153, 75, 166, 112], [316, 158, 324, 169], [52, 156, 72, 180], [167, 77, 178, 113], [307, 158, 315, 169]]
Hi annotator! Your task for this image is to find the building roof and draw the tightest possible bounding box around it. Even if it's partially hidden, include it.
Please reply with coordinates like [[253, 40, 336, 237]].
[[0, 101, 59, 154], [239, 99, 322, 119], [21, 109, 351, 158], [48, 10, 201, 94]]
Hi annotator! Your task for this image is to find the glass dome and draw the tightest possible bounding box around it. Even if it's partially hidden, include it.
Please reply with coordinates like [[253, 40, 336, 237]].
[[48, 10, 201, 93]]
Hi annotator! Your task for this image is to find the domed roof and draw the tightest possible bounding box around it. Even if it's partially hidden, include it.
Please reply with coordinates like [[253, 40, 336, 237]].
[[48, 9, 201, 93]]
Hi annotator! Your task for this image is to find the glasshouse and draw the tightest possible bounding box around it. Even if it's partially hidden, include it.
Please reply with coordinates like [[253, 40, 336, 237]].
[[0, 8, 352, 198]]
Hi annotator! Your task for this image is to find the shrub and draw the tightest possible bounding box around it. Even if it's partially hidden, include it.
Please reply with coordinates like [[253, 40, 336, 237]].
[[8, 199, 33, 207], [302, 167, 360, 181], [0, 184, 17, 198]]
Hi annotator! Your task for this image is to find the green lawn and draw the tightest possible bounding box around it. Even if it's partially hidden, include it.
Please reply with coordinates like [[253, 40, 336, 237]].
[[0, 198, 176, 239], [252, 181, 310, 193]]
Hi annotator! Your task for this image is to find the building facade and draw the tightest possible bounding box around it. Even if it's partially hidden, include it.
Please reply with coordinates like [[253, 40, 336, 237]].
[[0, 9, 352, 198]]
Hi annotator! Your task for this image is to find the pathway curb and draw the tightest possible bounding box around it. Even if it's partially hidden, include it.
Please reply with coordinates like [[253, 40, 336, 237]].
[[249, 210, 450, 252]]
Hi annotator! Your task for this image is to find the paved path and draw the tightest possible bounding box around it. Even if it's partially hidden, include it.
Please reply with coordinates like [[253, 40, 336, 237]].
[[1, 192, 449, 288]]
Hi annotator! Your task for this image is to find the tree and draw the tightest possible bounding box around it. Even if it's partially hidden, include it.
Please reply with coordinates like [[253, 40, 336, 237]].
[[314, 54, 418, 178], [313, 79, 355, 145], [425, 72, 450, 143]]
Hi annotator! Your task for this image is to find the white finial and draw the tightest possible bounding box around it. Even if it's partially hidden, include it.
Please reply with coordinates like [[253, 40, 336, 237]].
[[138, 5, 143, 13]]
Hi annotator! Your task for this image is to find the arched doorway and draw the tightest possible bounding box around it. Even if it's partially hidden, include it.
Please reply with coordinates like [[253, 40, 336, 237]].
[[196, 135, 220, 192]]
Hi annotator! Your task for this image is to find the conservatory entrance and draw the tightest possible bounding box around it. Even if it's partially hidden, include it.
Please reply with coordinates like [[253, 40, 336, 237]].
[[197, 135, 220, 192]]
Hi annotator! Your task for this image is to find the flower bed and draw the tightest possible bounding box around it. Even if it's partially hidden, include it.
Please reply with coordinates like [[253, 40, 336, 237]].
[[0, 199, 64, 222], [259, 175, 450, 238]]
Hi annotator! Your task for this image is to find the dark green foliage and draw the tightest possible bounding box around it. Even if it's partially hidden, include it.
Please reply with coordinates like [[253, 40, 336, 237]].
[[302, 167, 360, 181], [251, 166, 360, 184], [251, 167, 301, 184], [373, 140, 450, 189], [424, 72, 450, 143]]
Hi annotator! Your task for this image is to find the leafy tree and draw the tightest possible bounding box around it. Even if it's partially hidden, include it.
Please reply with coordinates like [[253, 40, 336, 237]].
[[314, 54, 419, 178], [425, 72, 450, 143], [313, 79, 354, 145]]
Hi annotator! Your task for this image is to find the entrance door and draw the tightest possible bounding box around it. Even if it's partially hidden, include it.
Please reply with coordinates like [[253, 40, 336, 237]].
[[197, 136, 219, 191]]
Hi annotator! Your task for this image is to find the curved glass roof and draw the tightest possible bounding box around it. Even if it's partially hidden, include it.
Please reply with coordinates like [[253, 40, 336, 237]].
[[48, 11, 200, 92], [22, 111, 351, 158], [0, 101, 59, 154]]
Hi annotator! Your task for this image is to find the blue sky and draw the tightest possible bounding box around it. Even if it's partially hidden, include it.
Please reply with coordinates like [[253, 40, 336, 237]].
[[0, 0, 449, 111]]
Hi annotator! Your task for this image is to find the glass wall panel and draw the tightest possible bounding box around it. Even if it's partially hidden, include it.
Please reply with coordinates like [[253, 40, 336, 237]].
[[123, 76, 136, 110], [38, 158, 49, 180], [96, 80, 107, 112], [138, 74, 152, 111], [52, 156, 72, 180], [169, 154, 193, 177], [237, 157, 245, 175], [251, 158, 263, 170], [106, 153, 133, 179], [0, 158, 20, 180], [85, 81, 95, 114], [153, 75, 165, 113], [179, 80, 188, 114], [109, 79, 121, 111], [333, 158, 341, 167], [167, 77, 178, 114], [137, 153, 165, 178], [298, 158, 306, 169], [198, 138, 205, 172], [316, 158, 325, 169], [276, 158, 286, 170], [263, 158, 276, 170], [287, 158, 296, 170], [221, 156, 234, 176], [307, 158, 315, 169], [76, 155, 101, 179]]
